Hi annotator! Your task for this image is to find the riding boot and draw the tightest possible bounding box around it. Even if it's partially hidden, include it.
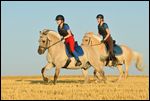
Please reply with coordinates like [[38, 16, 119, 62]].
[[75, 60, 82, 66], [62, 58, 71, 68], [110, 53, 118, 67], [72, 51, 82, 66], [105, 55, 110, 66]]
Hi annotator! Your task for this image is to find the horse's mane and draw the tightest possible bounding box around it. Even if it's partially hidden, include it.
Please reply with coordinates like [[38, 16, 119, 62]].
[[41, 29, 61, 40], [85, 32, 102, 41]]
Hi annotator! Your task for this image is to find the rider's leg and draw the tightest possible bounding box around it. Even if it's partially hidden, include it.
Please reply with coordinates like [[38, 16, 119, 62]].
[[109, 36, 118, 66], [66, 36, 82, 66], [106, 36, 118, 66]]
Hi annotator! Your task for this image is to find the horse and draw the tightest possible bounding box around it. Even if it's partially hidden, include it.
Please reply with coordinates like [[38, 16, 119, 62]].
[[81, 32, 144, 81], [37, 29, 106, 84]]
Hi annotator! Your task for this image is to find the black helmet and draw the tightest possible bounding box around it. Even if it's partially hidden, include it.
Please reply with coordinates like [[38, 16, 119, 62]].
[[55, 15, 65, 21], [96, 14, 104, 19]]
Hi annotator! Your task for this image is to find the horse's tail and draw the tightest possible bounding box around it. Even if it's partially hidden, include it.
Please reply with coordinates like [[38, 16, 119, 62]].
[[132, 51, 144, 71]]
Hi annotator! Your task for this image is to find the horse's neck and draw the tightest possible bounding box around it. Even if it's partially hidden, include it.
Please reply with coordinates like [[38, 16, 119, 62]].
[[48, 40, 65, 59], [93, 41, 108, 56], [92, 35, 108, 56]]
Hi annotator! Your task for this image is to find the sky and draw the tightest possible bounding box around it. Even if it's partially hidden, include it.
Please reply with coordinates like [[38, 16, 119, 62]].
[[1, 1, 149, 76]]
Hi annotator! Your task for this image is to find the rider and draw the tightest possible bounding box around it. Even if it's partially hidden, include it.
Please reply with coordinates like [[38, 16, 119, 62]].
[[55, 15, 82, 66], [96, 14, 118, 66]]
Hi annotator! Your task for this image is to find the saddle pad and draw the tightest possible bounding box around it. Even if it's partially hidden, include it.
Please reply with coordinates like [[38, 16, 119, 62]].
[[65, 42, 84, 58], [105, 44, 123, 56]]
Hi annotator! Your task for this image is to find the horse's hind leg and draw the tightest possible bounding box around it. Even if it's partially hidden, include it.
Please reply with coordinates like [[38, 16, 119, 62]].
[[54, 67, 60, 85], [41, 63, 53, 82], [116, 65, 124, 81], [124, 60, 131, 79], [125, 64, 129, 79]]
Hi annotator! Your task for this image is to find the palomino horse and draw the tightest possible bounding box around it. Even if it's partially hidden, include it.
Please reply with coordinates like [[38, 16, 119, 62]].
[[82, 32, 144, 81], [38, 29, 106, 84]]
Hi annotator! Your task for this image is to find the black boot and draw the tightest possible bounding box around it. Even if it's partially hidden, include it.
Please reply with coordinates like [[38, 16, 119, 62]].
[[105, 56, 110, 66], [111, 53, 118, 67], [75, 60, 82, 66], [62, 58, 71, 68]]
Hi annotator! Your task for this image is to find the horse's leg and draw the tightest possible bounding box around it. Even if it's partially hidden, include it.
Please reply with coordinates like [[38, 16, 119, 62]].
[[92, 62, 106, 83], [41, 63, 53, 82], [41, 67, 48, 82], [99, 69, 107, 83], [116, 65, 124, 81], [125, 64, 129, 79], [124, 59, 131, 79], [54, 67, 60, 85], [81, 68, 89, 83], [93, 69, 101, 83]]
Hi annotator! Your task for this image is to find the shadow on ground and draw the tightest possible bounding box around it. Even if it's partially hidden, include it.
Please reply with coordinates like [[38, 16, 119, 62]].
[[16, 79, 85, 85]]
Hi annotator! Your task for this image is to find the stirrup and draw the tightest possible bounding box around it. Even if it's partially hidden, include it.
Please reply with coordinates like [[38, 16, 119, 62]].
[[75, 60, 82, 66], [112, 59, 118, 67], [105, 60, 109, 66]]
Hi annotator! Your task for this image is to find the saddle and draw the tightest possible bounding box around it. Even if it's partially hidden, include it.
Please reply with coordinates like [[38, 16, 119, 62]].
[[105, 40, 123, 56], [104, 40, 123, 66], [65, 41, 84, 58], [62, 42, 84, 68]]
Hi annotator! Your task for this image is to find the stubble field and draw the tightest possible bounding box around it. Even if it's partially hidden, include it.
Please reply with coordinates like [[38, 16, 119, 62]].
[[1, 75, 149, 100]]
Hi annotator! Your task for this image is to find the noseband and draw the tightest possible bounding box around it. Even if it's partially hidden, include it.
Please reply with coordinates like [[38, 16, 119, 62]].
[[39, 37, 62, 50]]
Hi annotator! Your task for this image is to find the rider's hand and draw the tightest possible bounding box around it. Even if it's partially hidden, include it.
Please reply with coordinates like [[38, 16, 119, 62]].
[[61, 37, 64, 41], [101, 40, 105, 43]]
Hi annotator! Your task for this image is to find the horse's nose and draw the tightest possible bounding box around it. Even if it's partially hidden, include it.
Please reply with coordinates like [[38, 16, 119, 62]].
[[38, 47, 42, 55]]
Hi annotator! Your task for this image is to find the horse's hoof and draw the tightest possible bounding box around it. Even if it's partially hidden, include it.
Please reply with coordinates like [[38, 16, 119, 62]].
[[94, 81, 98, 83], [53, 82, 56, 85], [103, 81, 106, 84], [43, 77, 49, 82], [94, 80, 100, 83], [83, 81, 88, 84]]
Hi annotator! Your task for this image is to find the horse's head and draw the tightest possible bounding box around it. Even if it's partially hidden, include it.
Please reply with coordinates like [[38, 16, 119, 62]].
[[82, 32, 102, 46], [38, 29, 50, 55], [38, 29, 61, 55]]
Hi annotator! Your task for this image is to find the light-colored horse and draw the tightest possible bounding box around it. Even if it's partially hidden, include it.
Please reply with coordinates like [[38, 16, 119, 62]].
[[38, 29, 105, 84], [82, 32, 144, 81]]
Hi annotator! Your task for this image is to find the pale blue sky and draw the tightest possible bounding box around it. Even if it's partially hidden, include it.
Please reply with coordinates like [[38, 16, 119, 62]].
[[1, 1, 149, 76]]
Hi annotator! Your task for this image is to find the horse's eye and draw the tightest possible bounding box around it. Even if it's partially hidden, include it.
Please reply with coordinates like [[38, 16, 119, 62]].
[[85, 39, 88, 41], [42, 40, 45, 43]]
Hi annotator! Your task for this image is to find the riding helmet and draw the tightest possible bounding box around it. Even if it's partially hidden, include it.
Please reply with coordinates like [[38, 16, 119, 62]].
[[55, 15, 65, 21], [96, 14, 104, 19]]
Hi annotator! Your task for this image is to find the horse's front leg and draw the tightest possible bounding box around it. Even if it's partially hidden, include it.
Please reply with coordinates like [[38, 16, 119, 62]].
[[93, 69, 101, 83], [99, 69, 107, 83], [54, 67, 60, 85], [41, 63, 53, 82], [81, 68, 89, 83]]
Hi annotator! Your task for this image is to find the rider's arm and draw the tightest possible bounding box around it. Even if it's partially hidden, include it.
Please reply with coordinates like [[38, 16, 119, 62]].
[[98, 32, 100, 36], [64, 30, 72, 39], [104, 28, 110, 41], [64, 24, 72, 39]]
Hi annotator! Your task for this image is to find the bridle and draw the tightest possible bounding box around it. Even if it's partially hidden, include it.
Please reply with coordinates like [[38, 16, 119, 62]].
[[84, 36, 103, 46], [39, 38, 62, 50], [39, 30, 62, 50]]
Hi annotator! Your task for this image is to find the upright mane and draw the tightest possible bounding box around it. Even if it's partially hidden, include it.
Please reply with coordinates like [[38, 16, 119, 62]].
[[48, 30, 61, 40], [85, 32, 102, 41], [41, 29, 61, 40]]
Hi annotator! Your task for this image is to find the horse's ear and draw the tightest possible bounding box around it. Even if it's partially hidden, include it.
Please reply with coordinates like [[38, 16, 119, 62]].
[[88, 32, 94, 35], [39, 31, 42, 35]]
